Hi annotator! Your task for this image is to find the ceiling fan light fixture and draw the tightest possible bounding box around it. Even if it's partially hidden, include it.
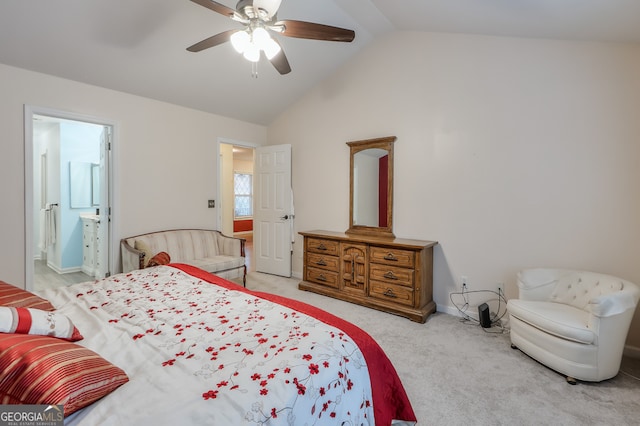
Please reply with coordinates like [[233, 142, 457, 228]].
[[230, 30, 250, 53], [243, 43, 261, 62], [263, 38, 281, 60], [252, 27, 271, 49]]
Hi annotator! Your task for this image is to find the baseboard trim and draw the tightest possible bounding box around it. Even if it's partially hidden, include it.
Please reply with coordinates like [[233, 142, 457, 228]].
[[437, 304, 462, 317], [46, 262, 83, 275], [46, 262, 63, 274], [623, 345, 640, 359]]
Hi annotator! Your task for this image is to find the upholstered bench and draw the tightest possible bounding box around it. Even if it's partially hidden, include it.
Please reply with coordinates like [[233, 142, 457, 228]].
[[121, 229, 246, 285]]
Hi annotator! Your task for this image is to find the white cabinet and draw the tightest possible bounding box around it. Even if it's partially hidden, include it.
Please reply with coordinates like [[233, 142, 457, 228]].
[[81, 215, 102, 278]]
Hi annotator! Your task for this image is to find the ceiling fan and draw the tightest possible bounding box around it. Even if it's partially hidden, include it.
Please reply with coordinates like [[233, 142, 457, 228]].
[[187, 0, 355, 75]]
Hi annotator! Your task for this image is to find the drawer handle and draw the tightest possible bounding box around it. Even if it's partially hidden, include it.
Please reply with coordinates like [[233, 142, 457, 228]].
[[383, 288, 397, 298], [315, 259, 327, 266], [317, 274, 327, 282], [384, 253, 398, 261], [383, 271, 398, 280], [316, 243, 327, 251]]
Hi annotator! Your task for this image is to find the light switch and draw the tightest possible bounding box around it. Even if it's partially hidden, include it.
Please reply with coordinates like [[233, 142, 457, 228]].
[[208, 200, 215, 208]]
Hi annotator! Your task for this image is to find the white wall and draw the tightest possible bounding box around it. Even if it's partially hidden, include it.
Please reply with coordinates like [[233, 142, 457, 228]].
[[268, 32, 640, 348], [0, 63, 267, 286]]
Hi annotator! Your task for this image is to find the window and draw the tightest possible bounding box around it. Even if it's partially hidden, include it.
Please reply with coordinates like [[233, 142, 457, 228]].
[[234, 172, 252, 218]]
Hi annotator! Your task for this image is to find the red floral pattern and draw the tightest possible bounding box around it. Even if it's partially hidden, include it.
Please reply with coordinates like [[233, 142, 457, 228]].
[[69, 266, 375, 424]]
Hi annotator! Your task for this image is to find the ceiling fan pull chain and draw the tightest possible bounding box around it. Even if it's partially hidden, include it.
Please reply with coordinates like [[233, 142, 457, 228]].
[[252, 61, 258, 78]]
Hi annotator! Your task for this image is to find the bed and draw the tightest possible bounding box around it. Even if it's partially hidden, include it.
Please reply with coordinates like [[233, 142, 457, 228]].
[[2, 264, 416, 425]]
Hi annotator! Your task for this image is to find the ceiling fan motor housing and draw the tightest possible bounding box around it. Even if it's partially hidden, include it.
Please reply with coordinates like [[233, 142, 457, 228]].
[[236, 0, 280, 21]]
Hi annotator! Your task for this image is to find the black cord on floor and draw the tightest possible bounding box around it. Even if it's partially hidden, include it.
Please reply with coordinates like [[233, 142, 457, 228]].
[[450, 288, 509, 333]]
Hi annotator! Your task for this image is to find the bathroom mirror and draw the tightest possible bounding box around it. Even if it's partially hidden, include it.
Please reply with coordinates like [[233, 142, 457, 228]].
[[346, 136, 396, 238], [91, 163, 100, 206], [70, 161, 100, 208], [69, 162, 92, 208]]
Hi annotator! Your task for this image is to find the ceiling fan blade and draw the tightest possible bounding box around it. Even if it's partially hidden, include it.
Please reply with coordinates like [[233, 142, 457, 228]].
[[275, 20, 355, 42], [268, 39, 291, 75], [187, 29, 236, 52], [190, 0, 237, 18]]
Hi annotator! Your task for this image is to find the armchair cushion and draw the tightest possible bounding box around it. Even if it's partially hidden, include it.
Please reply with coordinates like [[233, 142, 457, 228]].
[[189, 256, 245, 272], [507, 300, 594, 344]]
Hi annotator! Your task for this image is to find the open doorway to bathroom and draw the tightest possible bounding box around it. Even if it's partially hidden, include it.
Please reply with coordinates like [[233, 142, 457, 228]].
[[25, 108, 114, 292], [219, 142, 255, 273]]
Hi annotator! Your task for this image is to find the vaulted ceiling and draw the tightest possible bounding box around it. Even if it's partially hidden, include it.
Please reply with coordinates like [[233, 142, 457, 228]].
[[1, 1, 639, 125]]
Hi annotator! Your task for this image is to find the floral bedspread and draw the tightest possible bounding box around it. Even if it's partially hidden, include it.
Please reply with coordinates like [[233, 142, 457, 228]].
[[39, 264, 415, 425]]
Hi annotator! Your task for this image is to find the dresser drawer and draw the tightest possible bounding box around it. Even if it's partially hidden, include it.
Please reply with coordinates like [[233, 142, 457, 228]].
[[369, 247, 415, 268], [307, 238, 340, 256], [369, 264, 414, 287], [305, 267, 339, 289], [307, 253, 339, 272], [369, 280, 414, 307]]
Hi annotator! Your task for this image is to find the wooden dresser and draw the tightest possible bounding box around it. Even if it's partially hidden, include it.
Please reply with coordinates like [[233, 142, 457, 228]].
[[299, 230, 438, 322]]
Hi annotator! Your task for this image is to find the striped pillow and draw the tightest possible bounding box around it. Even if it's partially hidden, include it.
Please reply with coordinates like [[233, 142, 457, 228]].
[[0, 307, 83, 341], [0, 333, 129, 416], [146, 251, 171, 268], [0, 280, 54, 311]]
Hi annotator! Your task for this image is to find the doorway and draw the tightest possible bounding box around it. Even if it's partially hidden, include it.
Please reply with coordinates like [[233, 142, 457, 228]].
[[25, 106, 114, 292], [253, 144, 293, 277], [219, 141, 256, 273], [217, 141, 293, 277]]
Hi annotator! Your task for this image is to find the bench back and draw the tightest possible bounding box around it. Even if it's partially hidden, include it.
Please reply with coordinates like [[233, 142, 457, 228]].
[[125, 229, 222, 264]]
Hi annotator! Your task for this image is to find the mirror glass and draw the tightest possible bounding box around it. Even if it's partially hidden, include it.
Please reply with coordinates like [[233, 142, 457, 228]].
[[91, 163, 100, 206], [347, 136, 396, 238], [70, 161, 100, 208], [69, 161, 92, 208], [353, 148, 388, 227]]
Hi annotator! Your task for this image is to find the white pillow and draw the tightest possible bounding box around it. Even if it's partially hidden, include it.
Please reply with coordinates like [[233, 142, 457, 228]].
[[0, 306, 83, 341]]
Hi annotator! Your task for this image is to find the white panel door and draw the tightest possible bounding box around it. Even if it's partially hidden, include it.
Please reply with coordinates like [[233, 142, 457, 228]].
[[254, 144, 292, 277], [96, 126, 111, 278]]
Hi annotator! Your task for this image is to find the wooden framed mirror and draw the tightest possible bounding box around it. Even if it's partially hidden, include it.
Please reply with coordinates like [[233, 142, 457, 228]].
[[346, 136, 396, 238]]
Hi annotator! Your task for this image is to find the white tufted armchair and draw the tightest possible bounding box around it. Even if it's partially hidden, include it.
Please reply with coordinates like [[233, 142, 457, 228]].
[[507, 268, 640, 384]]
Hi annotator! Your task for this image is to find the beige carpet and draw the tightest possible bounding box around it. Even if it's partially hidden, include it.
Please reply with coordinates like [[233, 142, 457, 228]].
[[242, 272, 640, 425]]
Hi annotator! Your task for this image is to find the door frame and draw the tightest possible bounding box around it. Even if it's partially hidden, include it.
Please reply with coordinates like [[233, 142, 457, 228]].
[[24, 105, 118, 291], [216, 137, 258, 232]]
